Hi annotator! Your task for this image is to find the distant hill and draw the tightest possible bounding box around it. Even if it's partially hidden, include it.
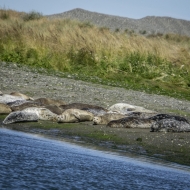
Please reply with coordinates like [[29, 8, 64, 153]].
[[47, 8, 190, 36]]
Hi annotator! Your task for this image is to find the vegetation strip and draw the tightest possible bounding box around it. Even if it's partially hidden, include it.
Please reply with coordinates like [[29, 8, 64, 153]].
[[0, 9, 190, 100]]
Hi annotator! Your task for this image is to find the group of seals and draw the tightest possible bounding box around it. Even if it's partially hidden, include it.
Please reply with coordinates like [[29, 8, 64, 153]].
[[1, 92, 103, 124], [105, 113, 190, 132], [1, 91, 190, 132]]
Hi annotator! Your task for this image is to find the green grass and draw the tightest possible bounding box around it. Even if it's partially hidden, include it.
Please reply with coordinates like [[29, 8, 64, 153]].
[[0, 9, 190, 101], [86, 130, 122, 142], [145, 144, 190, 166]]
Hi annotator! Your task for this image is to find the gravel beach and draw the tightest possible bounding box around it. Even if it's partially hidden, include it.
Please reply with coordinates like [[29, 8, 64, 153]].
[[1, 62, 190, 117], [1, 61, 190, 165]]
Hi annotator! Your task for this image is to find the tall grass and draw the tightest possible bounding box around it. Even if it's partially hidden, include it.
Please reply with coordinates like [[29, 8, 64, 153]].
[[0, 9, 190, 100]]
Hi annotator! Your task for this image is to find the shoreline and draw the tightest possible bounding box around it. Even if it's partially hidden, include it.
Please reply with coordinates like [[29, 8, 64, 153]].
[[1, 62, 190, 166], [1, 118, 190, 166], [2, 125, 190, 174]]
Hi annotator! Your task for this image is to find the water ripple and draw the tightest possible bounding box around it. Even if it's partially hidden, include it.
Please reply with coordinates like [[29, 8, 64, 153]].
[[0, 128, 190, 190]]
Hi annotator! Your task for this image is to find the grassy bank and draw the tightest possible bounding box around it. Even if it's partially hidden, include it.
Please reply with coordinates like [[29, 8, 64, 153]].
[[0, 9, 190, 100]]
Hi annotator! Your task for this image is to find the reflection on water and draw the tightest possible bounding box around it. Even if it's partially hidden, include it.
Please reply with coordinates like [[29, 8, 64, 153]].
[[0, 128, 190, 190]]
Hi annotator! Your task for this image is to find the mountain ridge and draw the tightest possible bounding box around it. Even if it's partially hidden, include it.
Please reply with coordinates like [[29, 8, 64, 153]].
[[47, 8, 190, 36]]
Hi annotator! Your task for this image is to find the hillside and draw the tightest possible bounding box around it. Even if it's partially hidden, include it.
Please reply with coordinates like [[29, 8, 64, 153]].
[[47, 8, 190, 36], [0, 8, 190, 101]]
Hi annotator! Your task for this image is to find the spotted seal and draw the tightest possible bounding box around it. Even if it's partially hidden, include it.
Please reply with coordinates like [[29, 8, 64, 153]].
[[0, 94, 25, 104], [44, 105, 64, 115], [148, 114, 189, 123], [106, 113, 189, 129], [93, 111, 156, 125], [106, 117, 153, 128], [108, 103, 157, 114], [10, 102, 41, 111], [93, 113, 126, 125], [33, 98, 66, 106], [10, 98, 66, 112], [59, 103, 108, 116], [150, 119, 190, 132], [23, 107, 58, 121], [10, 92, 34, 100], [3, 111, 38, 124], [7, 100, 29, 107], [57, 109, 94, 123]]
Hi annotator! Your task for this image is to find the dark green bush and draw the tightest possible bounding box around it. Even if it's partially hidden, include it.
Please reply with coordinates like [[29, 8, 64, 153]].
[[0, 10, 9, 20], [23, 11, 43, 21]]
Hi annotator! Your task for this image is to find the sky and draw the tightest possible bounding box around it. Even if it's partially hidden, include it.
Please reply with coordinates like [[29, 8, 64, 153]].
[[0, 0, 190, 21]]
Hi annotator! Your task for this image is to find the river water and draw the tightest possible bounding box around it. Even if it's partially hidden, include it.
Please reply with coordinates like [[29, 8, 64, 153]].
[[1, 128, 190, 190]]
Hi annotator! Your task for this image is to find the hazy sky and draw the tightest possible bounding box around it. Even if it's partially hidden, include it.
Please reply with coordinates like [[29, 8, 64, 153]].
[[0, 0, 190, 20]]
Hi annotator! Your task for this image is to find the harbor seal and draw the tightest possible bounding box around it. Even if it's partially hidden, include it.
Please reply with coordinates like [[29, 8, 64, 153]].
[[23, 107, 58, 121], [0, 103, 12, 114], [59, 103, 108, 116], [150, 119, 190, 132], [148, 114, 189, 123], [93, 113, 126, 125], [108, 103, 157, 114], [0, 94, 25, 104], [93, 112, 156, 125], [10, 101, 42, 111], [2, 111, 38, 124], [57, 109, 94, 123], [106, 117, 153, 128], [33, 98, 66, 106], [10, 92, 34, 100], [7, 100, 28, 107], [44, 105, 64, 115]]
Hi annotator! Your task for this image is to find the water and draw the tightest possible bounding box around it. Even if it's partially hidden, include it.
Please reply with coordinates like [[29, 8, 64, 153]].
[[1, 128, 190, 190]]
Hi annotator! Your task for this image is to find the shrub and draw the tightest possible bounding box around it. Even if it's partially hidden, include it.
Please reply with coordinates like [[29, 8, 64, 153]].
[[23, 11, 43, 21], [115, 28, 120, 32], [78, 21, 94, 28], [0, 9, 9, 19], [139, 30, 147, 35]]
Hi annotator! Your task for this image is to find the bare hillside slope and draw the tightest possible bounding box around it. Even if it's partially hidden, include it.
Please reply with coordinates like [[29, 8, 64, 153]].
[[47, 8, 190, 36]]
